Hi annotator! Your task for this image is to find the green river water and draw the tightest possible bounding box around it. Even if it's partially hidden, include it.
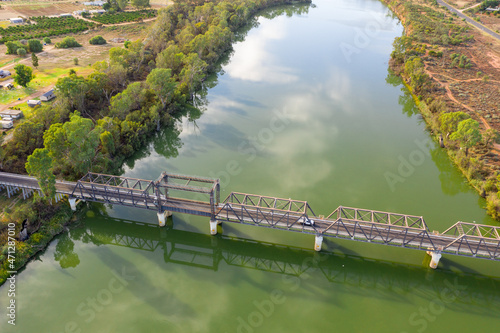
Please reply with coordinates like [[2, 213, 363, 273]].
[[2, 0, 500, 332]]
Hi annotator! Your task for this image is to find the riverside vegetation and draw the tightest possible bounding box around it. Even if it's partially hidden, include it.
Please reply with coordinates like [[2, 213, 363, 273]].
[[383, 0, 500, 220], [0, 0, 313, 285]]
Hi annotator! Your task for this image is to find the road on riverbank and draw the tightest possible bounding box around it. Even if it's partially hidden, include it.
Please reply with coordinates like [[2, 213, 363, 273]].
[[437, 0, 500, 41]]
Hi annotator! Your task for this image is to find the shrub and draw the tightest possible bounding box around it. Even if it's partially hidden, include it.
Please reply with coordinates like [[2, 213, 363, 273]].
[[27, 39, 43, 53], [428, 50, 443, 57], [89, 35, 106, 45], [5, 41, 26, 55], [17, 48, 27, 57], [487, 193, 500, 220], [73, 58, 79, 66], [43, 37, 51, 44], [55, 37, 82, 49]]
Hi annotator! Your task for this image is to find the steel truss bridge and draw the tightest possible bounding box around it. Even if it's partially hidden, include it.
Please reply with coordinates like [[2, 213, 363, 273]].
[[1, 171, 500, 268]]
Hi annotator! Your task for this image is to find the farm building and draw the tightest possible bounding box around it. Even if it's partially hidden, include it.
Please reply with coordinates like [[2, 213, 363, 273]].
[[0, 70, 11, 79], [9, 18, 23, 24], [59, 13, 73, 17], [40, 90, 56, 102], [84, 1, 105, 6], [73, 10, 87, 16], [89, 9, 106, 14], [0, 109, 23, 119], [27, 100, 41, 107]]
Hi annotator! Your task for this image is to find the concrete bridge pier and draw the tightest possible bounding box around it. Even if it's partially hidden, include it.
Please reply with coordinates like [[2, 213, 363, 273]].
[[314, 235, 323, 251], [210, 219, 218, 235], [69, 197, 78, 211], [157, 211, 172, 227], [426, 250, 442, 269]]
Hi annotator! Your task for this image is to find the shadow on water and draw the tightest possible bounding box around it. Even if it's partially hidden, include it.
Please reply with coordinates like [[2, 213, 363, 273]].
[[386, 72, 420, 118], [61, 212, 500, 318]]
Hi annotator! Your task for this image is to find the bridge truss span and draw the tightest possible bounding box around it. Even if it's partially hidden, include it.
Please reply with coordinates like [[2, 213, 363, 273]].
[[327, 206, 428, 230], [216, 192, 319, 233], [438, 222, 500, 260]]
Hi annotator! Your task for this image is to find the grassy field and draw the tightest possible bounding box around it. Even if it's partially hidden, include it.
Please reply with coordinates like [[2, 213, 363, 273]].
[[0, 67, 92, 105], [0, 57, 22, 69], [0, 86, 36, 105]]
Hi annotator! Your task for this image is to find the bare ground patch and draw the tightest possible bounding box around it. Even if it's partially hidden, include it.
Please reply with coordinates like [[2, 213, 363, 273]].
[[0, 7, 20, 21], [7, 3, 84, 17]]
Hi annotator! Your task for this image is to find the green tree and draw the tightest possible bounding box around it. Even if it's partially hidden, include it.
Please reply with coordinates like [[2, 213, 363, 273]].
[[90, 61, 128, 101], [109, 81, 145, 119], [391, 36, 412, 64], [43, 37, 51, 44], [404, 57, 431, 94], [117, 0, 128, 11], [484, 128, 499, 147], [100, 131, 116, 157], [439, 111, 469, 138], [16, 48, 26, 57], [25, 148, 56, 199], [55, 37, 81, 49], [27, 39, 43, 53], [55, 73, 90, 114], [131, 0, 150, 9], [155, 43, 185, 76], [6, 41, 25, 55], [146, 68, 177, 110], [450, 119, 482, 156], [31, 52, 39, 68], [89, 35, 107, 45], [44, 112, 103, 176], [13, 64, 35, 87], [180, 53, 207, 100]]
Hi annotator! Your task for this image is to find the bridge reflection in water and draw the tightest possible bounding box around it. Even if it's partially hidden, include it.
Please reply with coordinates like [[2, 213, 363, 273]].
[[61, 215, 500, 317]]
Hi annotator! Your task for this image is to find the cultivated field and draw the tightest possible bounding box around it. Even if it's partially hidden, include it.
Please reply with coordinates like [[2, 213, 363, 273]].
[[9, 3, 83, 17]]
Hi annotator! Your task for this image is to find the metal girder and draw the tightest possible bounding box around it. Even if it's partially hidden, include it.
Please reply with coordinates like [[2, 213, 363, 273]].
[[80, 173, 156, 192], [327, 206, 428, 230], [156, 172, 220, 195], [223, 192, 314, 215], [438, 222, 500, 259], [319, 218, 436, 250], [442, 222, 500, 239], [216, 202, 318, 233]]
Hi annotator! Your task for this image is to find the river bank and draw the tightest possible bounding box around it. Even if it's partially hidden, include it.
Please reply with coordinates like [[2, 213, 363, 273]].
[[381, 0, 500, 221]]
